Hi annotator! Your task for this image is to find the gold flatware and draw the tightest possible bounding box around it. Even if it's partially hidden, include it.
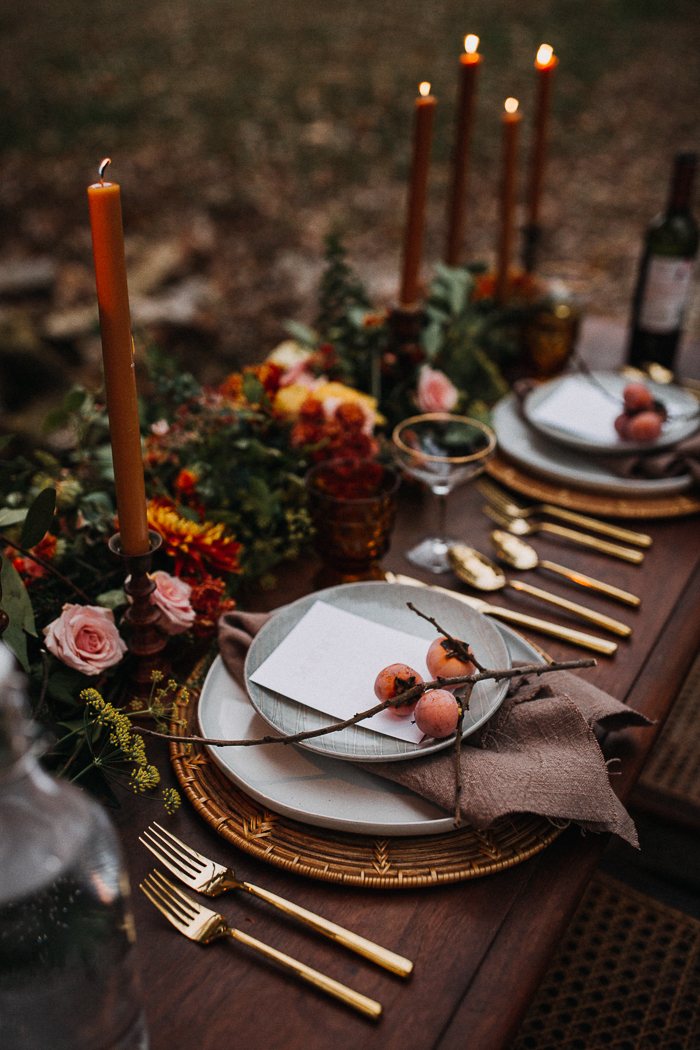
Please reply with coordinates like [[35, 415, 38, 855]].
[[483, 505, 645, 564], [477, 478, 653, 547], [140, 870, 382, 1020], [385, 572, 618, 655], [140, 823, 413, 978], [489, 530, 641, 608], [447, 544, 631, 637]]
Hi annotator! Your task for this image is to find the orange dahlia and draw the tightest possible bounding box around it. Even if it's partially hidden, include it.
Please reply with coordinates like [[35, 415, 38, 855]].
[[146, 498, 242, 577]]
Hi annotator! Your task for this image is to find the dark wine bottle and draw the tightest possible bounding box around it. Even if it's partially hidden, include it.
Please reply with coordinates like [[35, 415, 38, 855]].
[[627, 152, 698, 371]]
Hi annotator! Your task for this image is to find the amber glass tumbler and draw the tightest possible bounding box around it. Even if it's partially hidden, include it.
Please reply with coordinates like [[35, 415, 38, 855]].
[[304, 458, 400, 582]]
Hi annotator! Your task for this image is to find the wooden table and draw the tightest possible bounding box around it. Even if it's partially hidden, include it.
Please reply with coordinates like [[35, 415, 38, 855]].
[[113, 478, 700, 1050]]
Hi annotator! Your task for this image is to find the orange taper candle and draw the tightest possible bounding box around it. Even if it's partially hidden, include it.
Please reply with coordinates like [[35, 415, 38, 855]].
[[527, 44, 558, 230], [88, 160, 150, 557], [496, 98, 521, 305], [445, 36, 482, 266], [399, 82, 437, 306]]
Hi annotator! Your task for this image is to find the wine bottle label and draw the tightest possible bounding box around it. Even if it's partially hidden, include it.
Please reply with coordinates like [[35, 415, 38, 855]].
[[638, 256, 695, 333]]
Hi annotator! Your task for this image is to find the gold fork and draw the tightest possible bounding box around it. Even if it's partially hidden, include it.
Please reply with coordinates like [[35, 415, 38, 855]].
[[483, 505, 645, 564], [140, 870, 382, 1019], [141, 823, 412, 977], [477, 477, 652, 547]]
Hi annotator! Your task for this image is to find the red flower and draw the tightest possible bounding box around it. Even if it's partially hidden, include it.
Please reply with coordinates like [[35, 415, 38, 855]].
[[5, 533, 58, 581], [473, 270, 540, 303], [290, 397, 378, 462], [187, 574, 237, 638]]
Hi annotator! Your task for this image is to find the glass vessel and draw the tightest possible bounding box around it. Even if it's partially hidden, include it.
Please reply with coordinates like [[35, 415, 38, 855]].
[[304, 458, 400, 583], [627, 152, 699, 372], [392, 413, 496, 573], [0, 645, 148, 1050]]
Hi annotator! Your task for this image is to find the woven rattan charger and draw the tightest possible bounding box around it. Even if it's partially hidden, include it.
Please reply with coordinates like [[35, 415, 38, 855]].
[[486, 453, 700, 519], [169, 652, 564, 890]]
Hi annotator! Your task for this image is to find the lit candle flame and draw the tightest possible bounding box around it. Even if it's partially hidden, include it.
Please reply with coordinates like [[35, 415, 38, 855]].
[[464, 34, 479, 54], [504, 98, 519, 114], [419, 82, 431, 97], [536, 43, 554, 65]]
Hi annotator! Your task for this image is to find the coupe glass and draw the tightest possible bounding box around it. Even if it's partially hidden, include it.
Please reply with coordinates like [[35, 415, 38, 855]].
[[392, 412, 496, 573]]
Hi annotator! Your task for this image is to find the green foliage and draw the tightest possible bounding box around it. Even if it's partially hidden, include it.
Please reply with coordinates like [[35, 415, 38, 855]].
[[315, 233, 371, 341], [313, 242, 520, 427], [0, 553, 37, 671], [38, 678, 183, 812], [284, 319, 318, 348]]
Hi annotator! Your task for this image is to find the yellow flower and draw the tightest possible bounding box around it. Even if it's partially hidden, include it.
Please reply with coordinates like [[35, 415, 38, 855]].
[[274, 381, 383, 425]]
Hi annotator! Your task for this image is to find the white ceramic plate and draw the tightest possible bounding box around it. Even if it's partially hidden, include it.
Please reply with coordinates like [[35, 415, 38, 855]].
[[244, 582, 510, 762], [199, 621, 539, 836], [523, 371, 699, 454], [493, 394, 694, 496]]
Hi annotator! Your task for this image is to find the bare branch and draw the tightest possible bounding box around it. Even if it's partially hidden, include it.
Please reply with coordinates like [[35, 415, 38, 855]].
[[135, 658, 595, 748]]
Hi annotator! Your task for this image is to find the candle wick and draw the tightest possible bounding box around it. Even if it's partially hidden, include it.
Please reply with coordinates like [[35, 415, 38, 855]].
[[99, 157, 111, 185]]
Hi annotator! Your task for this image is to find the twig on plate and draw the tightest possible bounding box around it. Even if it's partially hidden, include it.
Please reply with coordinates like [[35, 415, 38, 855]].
[[453, 683, 473, 826], [134, 658, 595, 748], [406, 601, 487, 671]]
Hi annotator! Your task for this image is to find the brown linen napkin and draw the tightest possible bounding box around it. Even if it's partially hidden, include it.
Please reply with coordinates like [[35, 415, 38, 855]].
[[596, 431, 700, 484], [218, 612, 651, 846]]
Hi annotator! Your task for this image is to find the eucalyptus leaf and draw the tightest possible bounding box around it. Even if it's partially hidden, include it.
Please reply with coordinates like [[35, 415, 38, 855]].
[[0, 507, 28, 529], [242, 372, 264, 405], [63, 387, 89, 414], [284, 319, 319, 347], [47, 669, 89, 705], [21, 487, 56, 549], [96, 588, 127, 609], [2, 624, 29, 672], [0, 552, 37, 636], [422, 320, 443, 362], [42, 407, 69, 433]]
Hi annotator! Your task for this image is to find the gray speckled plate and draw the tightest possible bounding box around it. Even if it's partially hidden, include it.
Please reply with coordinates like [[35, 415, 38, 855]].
[[494, 394, 694, 495], [243, 582, 509, 762], [199, 621, 538, 836], [523, 371, 699, 454]]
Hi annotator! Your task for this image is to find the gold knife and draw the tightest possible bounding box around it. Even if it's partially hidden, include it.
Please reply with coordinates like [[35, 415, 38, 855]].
[[384, 572, 618, 656]]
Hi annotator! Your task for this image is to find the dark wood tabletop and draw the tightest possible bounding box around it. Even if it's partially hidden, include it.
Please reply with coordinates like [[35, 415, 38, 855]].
[[113, 473, 700, 1050]]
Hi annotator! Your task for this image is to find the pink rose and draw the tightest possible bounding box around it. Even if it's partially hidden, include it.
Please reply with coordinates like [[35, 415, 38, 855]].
[[151, 571, 195, 635], [416, 366, 459, 413], [279, 359, 323, 389], [43, 604, 127, 676]]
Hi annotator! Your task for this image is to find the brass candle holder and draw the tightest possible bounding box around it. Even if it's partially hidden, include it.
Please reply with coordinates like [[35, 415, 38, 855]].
[[109, 531, 170, 698]]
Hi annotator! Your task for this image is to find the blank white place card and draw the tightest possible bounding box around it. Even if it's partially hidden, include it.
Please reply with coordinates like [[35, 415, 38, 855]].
[[249, 601, 432, 743]]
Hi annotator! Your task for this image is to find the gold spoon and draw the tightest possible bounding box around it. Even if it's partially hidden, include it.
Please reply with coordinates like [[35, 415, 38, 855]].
[[385, 571, 618, 655], [483, 505, 645, 564], [489, 530, 641, 608], [447, 543, 632, 637]]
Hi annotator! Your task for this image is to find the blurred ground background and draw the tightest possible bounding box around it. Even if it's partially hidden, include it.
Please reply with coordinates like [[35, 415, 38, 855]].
[[1, 0, 700, 431]]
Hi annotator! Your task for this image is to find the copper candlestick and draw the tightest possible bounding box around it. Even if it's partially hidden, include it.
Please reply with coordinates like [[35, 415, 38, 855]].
[[109, 531, 170, 698], [387, 302, 426, 363], [522, 222, 541, 274]]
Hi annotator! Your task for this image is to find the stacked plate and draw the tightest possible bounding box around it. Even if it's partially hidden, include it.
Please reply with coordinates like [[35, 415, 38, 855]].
[[493, 372, 699, 496], [197, 581, 543, 837]]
